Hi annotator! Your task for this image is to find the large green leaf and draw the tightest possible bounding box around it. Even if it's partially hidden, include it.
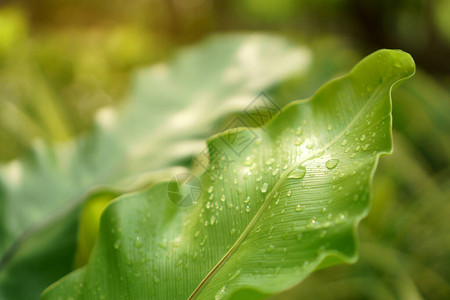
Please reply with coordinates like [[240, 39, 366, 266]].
[[0, 34, 311, 299], [42, 50, 415, 299]]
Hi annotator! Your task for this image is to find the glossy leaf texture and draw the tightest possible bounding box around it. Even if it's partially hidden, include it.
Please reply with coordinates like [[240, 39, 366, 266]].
[[42, 50, 415, 300]]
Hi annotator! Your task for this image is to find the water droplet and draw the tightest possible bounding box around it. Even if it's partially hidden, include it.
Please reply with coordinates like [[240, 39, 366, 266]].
[[325, 159, 339, 169], [134, 236, 143, 248], [244, 196, 250, 203], [208, 186, 214, 193], [288, 167, 306, 179], [335, 213, 346, 224], [114, 239, 121, 249], [272, 168, 280, 176], [245, 205, 251, 212], [295, 126, 302, 135], [296, 233, 303, 241], [226, 201, 234, 209], [216, 285, 227, 299], [307, 217, 317, 228], [360, 134, 366, 141], [294, 138, 304, 145], [287, 190, 292, 197], [229, 269, 241, 281], [194, 231, 200, 238], [295, 204, 303, 212], [210, 215, 216, 225], [362, 144, 369, 150], [341, 139, 348, 146], [266, 245, 275, 253], [220, 195, 226, 202], [261, 183, 269, 193]]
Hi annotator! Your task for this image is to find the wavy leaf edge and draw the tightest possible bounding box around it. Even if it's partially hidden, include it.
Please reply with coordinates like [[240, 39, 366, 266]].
[[42, 49, 415, 300]]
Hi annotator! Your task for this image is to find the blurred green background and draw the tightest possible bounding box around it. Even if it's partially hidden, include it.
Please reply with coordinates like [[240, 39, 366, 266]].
[[0, 0, 449, 299]]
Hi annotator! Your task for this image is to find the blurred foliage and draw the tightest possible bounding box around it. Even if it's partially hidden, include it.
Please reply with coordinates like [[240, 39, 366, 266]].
[[0, 0, 449, 299], [0, 5, 170, 161]]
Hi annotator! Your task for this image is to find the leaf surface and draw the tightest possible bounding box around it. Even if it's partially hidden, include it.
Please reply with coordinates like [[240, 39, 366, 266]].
[[0, 34, 310, 299], [42, 50, 415, 299]]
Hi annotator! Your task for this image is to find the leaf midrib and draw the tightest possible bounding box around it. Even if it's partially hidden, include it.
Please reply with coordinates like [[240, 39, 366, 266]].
[[189, 82, 385, 299]]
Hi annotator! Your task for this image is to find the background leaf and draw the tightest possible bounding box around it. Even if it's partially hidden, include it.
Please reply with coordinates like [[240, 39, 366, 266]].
[[42, 50, 415, 299]]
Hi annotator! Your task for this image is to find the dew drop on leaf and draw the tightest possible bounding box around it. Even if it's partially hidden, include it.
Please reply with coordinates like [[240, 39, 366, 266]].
[[261, 182, 269, 193], [114, 239, 121, 249], [272, 168, 280, 176], [266, 245, 275, 253], [134, 236, 143, 248], [295, 204, 303, 212], [335, 213, 346, 224], [294, 138, 304, 145], [229, 269, 241, 281], [325, 159, 339, 169], [288, 167, 306, 179]]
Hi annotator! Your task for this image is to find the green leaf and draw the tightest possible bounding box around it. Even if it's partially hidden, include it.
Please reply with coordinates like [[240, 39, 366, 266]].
[[42, 49, 415, 299], [0, 34, 311, 299]]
